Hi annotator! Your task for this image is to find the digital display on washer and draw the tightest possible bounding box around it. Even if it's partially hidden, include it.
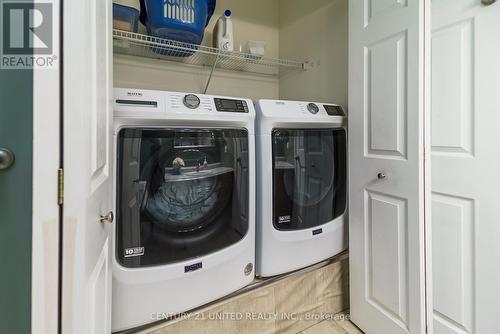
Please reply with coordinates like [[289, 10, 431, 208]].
[[214, 98, 249, 113], [221, 100, 237, 109], [324, 105, 345, 116]]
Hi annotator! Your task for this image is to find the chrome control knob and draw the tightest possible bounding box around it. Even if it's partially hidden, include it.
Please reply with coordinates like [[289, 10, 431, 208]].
[[307, 103, 319, 114], [183, 94, 201, 109]]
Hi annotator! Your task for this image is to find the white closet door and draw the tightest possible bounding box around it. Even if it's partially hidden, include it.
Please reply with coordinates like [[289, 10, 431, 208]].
[[62, 0, 113, 333], [431, 1, 500, 334], [349, 1, 429, 333]]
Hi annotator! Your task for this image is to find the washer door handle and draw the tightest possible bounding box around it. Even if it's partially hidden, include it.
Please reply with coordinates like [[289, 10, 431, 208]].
[[0, 148, 15, 170]]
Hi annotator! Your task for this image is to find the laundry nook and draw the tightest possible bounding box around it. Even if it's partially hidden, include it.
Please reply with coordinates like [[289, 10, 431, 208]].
[[1, 1, 499, 334]]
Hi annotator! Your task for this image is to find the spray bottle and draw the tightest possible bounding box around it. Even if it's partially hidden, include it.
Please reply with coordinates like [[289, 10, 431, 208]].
[[213, 9, 234, 51]]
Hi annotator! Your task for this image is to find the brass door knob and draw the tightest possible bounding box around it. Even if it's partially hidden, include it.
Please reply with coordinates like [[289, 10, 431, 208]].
[[100, 211, 114, 224]]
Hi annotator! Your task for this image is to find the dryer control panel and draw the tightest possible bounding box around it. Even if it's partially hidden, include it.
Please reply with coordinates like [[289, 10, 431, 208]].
[[256, 99, 346, 119], [255, 99, 346, 130]]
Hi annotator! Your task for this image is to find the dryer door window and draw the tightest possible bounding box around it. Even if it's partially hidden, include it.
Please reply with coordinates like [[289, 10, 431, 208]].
[[272, 128, 346, 231], [116, 128, 250, 268]]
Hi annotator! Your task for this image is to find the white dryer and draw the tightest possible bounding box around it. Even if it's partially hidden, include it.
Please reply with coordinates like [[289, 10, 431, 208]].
[[112, 88, 256, 331], [255, 99, 347, 277]]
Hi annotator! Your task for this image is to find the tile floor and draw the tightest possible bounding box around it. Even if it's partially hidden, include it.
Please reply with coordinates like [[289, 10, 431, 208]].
[[138, 257, 351, 334], [299, 319, 363, 334]]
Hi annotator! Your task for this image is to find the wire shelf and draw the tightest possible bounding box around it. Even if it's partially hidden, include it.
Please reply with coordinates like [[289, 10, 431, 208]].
[[113, 29, 307, 76]]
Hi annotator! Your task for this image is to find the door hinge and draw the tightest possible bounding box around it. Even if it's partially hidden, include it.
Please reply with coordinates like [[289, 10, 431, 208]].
[[57, 168, 64, 205]]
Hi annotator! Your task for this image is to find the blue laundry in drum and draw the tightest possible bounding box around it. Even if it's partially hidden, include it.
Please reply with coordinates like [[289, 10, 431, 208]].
[[145, 171, 233, 232], [140, 0, 216, 57]]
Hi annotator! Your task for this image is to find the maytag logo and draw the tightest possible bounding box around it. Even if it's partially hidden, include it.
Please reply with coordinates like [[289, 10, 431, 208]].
[[1, 0, 57, 69], [184, 262, 202, 273], [312, 228, 323, 236], [127, 91, 143, 97]]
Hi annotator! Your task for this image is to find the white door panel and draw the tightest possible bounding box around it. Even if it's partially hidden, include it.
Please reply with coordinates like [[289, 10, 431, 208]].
[[349, 1, 428, 333], [365, 31, 408, 159], [366, 190, 409, 327], [431, 1, 500, 334], [63, 0, 113, 333]]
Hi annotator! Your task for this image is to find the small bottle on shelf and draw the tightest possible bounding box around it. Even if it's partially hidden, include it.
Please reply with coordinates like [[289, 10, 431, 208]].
[[213, 9, 234, 52]]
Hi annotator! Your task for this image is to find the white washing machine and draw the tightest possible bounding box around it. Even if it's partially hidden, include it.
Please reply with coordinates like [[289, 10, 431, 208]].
[[255, 99, 348, 277], [112, 88, 256, 331]]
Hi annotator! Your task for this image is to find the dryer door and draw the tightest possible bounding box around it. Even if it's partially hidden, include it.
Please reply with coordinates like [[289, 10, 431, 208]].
[[116, 128, 249, 268], [272, 128, 346, 231]]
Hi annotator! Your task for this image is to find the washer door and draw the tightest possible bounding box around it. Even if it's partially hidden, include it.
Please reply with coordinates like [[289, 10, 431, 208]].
[[272, 128, 346, 231], [116, 128, 249, 268]]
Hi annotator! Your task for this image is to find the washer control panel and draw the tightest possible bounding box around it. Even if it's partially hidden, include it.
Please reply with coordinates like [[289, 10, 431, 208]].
[[114, 88, 255, 117], [214, 98, 249, 113], [183, 94, 201, 109]]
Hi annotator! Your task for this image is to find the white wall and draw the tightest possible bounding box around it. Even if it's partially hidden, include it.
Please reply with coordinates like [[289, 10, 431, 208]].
[[278, 0, 348, 108], [114, 0, 280, 100], [114, 0, 348, 104]]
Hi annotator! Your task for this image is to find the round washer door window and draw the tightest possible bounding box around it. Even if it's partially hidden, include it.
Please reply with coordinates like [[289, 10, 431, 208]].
[[272, 128, 346, 231], [116, 128, 250, 268]]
